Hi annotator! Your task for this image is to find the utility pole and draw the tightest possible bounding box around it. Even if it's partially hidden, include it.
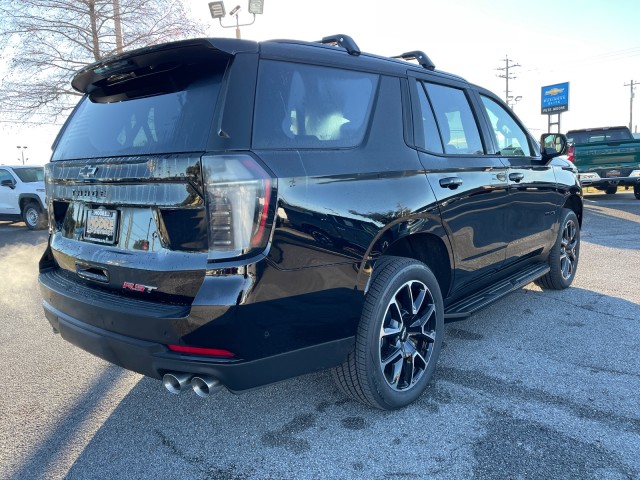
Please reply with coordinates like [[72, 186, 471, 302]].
[[624, 80, 637, 132], [496, 55, 520, 104]]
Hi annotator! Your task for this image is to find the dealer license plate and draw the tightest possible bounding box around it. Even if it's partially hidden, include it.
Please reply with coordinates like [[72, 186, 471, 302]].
[[84, 208, 118, 244]]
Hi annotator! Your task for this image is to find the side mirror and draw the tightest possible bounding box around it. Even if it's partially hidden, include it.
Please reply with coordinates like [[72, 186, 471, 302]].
[[1, 179, 15, 189], [539, 133, 568, 162]]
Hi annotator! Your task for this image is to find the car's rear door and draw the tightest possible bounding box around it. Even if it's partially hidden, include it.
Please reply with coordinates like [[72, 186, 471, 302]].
[[410, 77, 510, 293]]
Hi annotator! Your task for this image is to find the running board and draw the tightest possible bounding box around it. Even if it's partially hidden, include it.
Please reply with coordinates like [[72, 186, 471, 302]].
[[444, 262, 550, 321]]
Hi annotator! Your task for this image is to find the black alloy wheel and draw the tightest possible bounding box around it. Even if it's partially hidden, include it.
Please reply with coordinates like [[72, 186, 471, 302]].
[[378, 278, 437, 391], [536, 208, 580, 290], [332, 257, 443, 410]]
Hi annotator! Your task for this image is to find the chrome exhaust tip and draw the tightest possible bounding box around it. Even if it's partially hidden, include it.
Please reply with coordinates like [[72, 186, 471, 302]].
[[191, 375, 223, 397], [163, 372, 193, 394]]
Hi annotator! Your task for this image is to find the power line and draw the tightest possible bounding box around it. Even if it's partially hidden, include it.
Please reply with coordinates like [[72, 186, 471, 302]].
[[521, 46, 640, 75]]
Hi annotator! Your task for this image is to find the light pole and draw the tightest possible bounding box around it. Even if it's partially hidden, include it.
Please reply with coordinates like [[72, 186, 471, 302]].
[[17, 146, 28, 165], [209, 0, 264, 39], [508, 95, 522, 110]]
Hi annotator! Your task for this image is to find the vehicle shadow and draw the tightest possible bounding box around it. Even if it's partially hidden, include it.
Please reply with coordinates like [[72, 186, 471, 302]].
[[0, 222, 49, 248]]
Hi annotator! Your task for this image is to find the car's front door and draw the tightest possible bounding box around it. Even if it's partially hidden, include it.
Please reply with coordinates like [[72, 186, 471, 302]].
[[476, 94, 560, 265], [0, 168, 19, 215]]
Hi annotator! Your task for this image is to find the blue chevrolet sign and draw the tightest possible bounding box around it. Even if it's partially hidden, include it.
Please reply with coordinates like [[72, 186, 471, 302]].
[[541, 82, 570, 114]]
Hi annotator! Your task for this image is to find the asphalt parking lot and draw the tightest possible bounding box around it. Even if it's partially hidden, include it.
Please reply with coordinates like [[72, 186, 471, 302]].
[[1, 190, 638, 480]]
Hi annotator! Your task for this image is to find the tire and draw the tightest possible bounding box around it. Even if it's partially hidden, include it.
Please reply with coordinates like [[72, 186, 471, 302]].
[[332, 257, 444, 410], [536, 209, 580, 290], [634, 185, 640, 200], [22, 201, 47, 230], [604, 186, 617, 195]]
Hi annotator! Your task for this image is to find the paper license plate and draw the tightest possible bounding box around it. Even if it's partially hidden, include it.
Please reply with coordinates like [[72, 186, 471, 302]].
[[84, 208, 118, 244]]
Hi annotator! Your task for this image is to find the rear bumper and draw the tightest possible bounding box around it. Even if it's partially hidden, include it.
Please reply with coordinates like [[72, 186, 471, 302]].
[[42, 298, 353, 392], [39, 266, 356, 392], [578, 175, 640, 188]]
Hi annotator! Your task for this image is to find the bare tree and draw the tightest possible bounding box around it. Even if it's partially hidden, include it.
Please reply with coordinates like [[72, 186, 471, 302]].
[[0, 0, 207, 123]]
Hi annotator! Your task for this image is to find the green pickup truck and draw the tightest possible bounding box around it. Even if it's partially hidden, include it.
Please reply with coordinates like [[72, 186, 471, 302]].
[[566, 126, 640, 199]]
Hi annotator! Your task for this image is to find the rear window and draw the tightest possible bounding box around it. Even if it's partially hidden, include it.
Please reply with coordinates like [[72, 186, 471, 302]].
[[13, 167, 44, 182], [253, 60, 378, 149], [52, 64, 224, 161], [568, 128, 633, 144]]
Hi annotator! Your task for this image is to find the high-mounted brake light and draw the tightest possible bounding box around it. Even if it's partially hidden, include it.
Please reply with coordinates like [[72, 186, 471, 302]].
[[202, 154, 275, 260]]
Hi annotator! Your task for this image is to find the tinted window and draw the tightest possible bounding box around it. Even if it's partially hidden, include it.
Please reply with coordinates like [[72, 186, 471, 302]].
[[481, 95, 531, 156], [253, 61, 378, 149], [12, 167, 44, 182], [414, 81, 444, 153], [423, 83, 484, 155], [52, 66, 224, 161]]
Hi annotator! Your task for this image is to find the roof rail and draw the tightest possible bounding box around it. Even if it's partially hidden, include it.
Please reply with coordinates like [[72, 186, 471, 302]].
[[392, 51, 435, 71], [317, 34, 361, 56]]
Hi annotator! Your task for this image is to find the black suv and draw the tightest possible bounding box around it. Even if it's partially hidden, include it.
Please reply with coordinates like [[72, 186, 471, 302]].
[[39, 35, 582, 410]]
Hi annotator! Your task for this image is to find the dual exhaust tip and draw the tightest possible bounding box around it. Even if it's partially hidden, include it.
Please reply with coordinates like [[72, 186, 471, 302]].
[[162, 372, 223, 397]]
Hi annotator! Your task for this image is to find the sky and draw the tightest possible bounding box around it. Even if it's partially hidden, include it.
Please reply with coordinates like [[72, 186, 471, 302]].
[[1, 0, 639, 165]]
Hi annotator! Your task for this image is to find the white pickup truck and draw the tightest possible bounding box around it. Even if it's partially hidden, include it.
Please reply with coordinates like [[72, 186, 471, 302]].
[[0, 165, 47, 230]]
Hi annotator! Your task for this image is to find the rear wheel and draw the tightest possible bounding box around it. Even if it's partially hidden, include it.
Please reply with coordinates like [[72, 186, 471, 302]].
[[536, 209, 580, 290], [634, 185, 640, 200], [22, 201, 47, 230], [332, 257, 444, 410], [604, 186, 617, 195]]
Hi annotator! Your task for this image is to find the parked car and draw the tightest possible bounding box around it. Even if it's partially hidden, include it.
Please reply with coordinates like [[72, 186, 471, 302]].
[[39, 35, 581, 410], [565, 126, 640, 199], [0, 165, 47, 229]]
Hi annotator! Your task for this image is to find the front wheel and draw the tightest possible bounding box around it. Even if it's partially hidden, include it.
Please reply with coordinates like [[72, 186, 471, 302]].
[[634, 184, 640, 200], [536, 209, 580, 290], [22, 201, 47, 230], [332, 257, 444, 410], [604, 186, 617, 195]]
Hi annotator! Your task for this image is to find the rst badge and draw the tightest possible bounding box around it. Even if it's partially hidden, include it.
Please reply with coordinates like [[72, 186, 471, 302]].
[[123, 282, 158, 293]]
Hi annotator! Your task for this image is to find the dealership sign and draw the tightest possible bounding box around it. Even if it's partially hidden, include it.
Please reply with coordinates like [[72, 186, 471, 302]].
[[541, 82, 570, 114]]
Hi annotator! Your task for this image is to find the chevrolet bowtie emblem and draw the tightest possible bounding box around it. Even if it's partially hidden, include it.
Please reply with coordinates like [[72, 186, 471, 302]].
[[78, 166, 98, 178]]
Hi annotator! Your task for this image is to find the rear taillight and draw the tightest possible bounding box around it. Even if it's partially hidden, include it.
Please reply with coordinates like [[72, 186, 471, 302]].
[[202, 154, 275, 260], [567, 144, 575, 163]]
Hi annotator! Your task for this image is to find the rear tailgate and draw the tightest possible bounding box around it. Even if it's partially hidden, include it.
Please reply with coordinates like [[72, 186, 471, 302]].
[[44, 155, 209, 304]]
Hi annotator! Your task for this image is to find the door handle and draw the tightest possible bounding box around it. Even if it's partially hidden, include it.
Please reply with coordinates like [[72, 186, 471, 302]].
[[439, 177, 463, 189], [76, 263, 109, 283], [509, 172, 525, 183]]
